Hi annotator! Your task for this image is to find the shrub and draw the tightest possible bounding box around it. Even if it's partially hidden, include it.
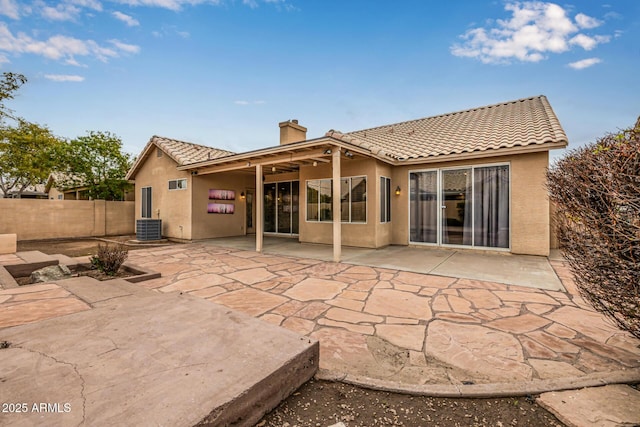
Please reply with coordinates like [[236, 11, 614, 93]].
[[90, 243, 129, 276], [547, 117, 639, 339]]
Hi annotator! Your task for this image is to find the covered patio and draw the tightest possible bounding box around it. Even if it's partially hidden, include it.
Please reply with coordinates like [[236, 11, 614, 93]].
[[197, 235, 564, 291]]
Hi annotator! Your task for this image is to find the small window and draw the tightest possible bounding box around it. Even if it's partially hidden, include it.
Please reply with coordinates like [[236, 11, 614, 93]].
[[156, 147, 163, 157], [142, 187, 152, 218], [57, 194, 63, 200], [380, 177, 391, 223], [168, 178, 187, 190]]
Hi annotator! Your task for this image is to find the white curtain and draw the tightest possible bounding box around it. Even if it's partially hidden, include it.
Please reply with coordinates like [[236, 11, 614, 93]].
[[474, 166, 510, 248], [410, 172, 437, 243]]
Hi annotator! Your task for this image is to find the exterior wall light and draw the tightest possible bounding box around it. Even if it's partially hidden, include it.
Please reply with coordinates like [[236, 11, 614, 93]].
[[395, 186, 401, 196], [240, 192, 245, 199], [344, 150, 354, 158]]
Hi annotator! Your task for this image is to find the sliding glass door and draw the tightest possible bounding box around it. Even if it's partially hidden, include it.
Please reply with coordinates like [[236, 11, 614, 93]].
[[264, 180, 299, 235], [442, 168, 472, 246], [409, 165, 509, 249], [409, 171, 438, 243], [473, 165, 509, 248]]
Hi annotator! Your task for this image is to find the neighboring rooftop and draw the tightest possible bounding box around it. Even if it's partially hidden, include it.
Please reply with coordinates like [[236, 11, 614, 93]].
[[326, 95, 568, 161]]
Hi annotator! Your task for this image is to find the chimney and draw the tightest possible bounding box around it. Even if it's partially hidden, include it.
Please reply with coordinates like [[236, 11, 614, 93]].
[[279, 119, 307, 145]]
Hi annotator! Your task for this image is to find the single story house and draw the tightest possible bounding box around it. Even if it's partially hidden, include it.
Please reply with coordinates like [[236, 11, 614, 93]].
[[126, 95, 567, 260], [45, 173, 135, 201]]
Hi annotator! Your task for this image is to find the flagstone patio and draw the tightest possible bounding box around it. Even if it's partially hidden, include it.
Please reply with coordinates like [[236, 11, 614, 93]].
[[1, 243, 639, 391], [124, 243, 640, 388]]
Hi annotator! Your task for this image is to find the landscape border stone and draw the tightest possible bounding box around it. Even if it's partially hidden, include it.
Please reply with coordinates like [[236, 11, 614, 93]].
[[315, 367, 640, 398]]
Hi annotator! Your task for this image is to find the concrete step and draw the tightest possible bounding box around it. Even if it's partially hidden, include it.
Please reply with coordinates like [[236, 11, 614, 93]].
[[0, 292, 318, 427]]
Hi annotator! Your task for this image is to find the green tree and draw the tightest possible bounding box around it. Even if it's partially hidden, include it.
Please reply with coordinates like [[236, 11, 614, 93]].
[[0, 119, 62, 197], [0, 72, 27, 119], [58, 131, 133, 201]]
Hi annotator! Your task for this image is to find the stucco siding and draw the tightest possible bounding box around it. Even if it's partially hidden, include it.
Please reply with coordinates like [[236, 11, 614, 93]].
[[390, 151, 550, 256], [133, 149, 193, 239], [191, 172, 256, 239]]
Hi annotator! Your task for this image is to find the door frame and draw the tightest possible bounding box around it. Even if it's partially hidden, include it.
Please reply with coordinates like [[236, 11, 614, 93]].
[[407, 162, 512, 251], [245, 188, 256, 234]]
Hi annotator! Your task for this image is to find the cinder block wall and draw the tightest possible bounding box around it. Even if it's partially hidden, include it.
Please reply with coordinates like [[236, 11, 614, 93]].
[[0, 199, 134, 240]]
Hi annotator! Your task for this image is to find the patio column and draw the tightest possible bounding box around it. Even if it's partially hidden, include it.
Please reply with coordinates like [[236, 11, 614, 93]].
[[332, 147, 341, 262], [256, 164, 263, 253]]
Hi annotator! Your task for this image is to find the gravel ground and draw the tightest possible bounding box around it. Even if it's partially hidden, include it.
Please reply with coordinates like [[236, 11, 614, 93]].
[[258, 380, 564, 427]]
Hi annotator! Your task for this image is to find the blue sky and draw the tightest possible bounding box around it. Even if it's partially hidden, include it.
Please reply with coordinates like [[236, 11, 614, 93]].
[[1, 0, 638, 161]]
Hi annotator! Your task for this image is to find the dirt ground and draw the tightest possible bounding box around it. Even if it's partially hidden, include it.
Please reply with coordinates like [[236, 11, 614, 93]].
[[16, 235, 172, 257], [259, 380, 563, 427], [16, 237, 565, 427]]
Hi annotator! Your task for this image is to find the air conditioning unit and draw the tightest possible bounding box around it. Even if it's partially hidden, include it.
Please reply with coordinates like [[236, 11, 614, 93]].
[[136, 219, 162, 241]]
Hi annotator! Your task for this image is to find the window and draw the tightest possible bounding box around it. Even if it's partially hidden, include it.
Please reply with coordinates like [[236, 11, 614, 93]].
[[141, 187, 152, 218], [306, 176, 366, 223], [168, 178, 187, 190], [380, 177, 391, 223]]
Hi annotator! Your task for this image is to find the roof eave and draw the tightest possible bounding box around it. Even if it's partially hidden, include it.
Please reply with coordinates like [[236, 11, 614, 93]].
[[391, 140, 568, 166], [177, 137, 394, 172]]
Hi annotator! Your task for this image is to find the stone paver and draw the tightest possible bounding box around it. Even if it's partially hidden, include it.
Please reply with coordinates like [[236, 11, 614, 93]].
[[3, 243, 640, 391], [537, 385, 640, 427]]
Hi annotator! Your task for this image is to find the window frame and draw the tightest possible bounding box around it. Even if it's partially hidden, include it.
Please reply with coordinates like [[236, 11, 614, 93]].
[[141, 186, 152, 218], [380, 176, 391, 223], [168, 178, 187, 191], [407, 162, 511, 250], [306, 175, 367, 223]]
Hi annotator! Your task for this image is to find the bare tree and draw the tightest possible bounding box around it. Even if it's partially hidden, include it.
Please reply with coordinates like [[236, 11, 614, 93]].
[[547, 118, 640, 339]]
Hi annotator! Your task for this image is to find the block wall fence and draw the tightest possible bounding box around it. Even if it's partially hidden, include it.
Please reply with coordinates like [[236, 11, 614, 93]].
[[0, 199, 134, 241]]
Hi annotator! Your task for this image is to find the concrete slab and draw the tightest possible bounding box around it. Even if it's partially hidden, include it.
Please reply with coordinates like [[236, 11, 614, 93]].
[[54, 276, 154, 305], [347, 245, 455, 273], [537, 385, 640, 427], [431, 251, 564, 291], [202, 236, 564, 291], [0, 292, 318, 427], [15, 250, 56, 264]]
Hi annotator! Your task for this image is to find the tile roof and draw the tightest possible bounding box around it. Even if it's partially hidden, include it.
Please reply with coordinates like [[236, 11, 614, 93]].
[[152, 135, 235, 165], [126, 136, 235, 179], [325, 95, 567, 161]]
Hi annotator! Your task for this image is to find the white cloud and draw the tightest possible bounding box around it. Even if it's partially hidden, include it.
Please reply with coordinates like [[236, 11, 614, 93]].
[[234, 100, 266, 105], [112, 0, 292, 11], [41, 3, 81, 21], [568, 57, 601, 69], [151, 26, 190, 38], [113, 11, 140, 26], [451, 2, 612, 64], [113, 0, 220, 11], [0, 0, 20, 19], [109, 39, 141, 54], [569, 34, 610, 50], [69, 0, 102, 11], [0, 22, 130, 63], [44, 74, 85, 82], [575, 13, 602, 29]]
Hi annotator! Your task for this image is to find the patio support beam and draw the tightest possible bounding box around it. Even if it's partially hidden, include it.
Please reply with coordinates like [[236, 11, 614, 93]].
[[332, 147, 341, 262], [255, 164, 263, 253]]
